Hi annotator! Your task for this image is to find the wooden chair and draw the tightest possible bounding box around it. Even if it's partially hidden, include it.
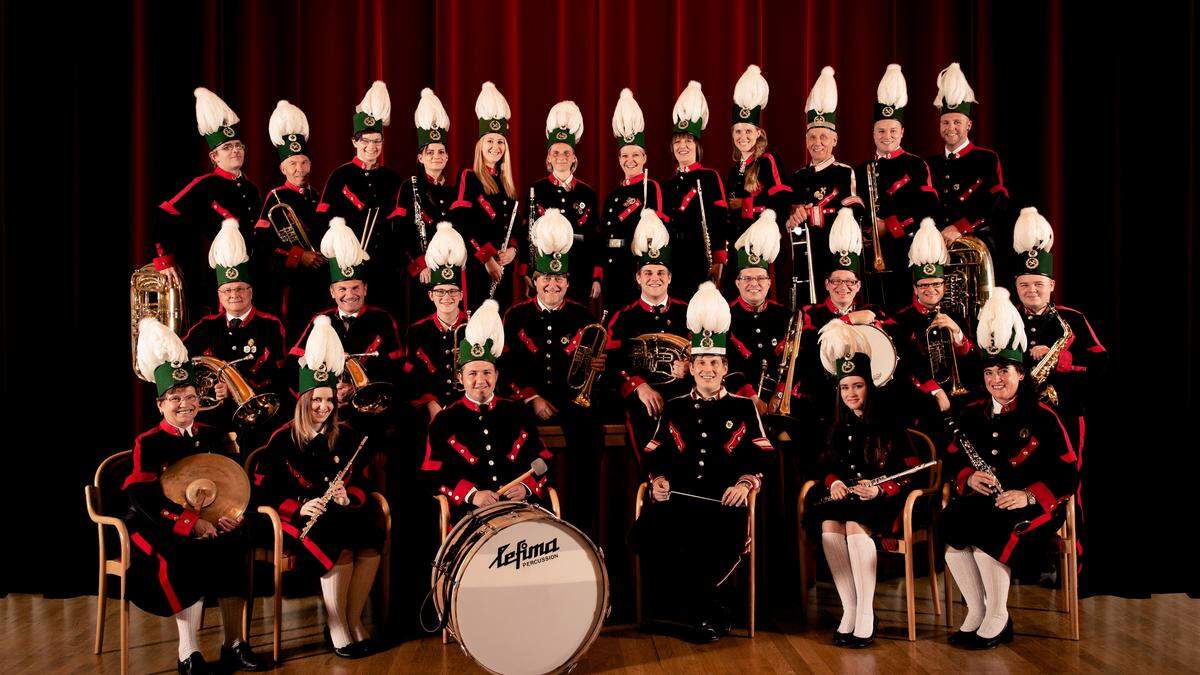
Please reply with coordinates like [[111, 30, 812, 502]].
[[538, 423, 628, 450], [242, 446, 393, 662], [85, 449, 134, 675], [632, 482, 760, 637], [797, 428, 943, 641], [943, 493, 1080, 640]]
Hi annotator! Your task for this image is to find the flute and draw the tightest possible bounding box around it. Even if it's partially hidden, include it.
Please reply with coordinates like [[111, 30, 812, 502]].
[[816, 460, 937, 506], [299, 436, 369, 540]]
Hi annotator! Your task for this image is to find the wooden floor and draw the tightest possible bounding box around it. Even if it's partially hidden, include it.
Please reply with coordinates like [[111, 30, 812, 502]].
[[3, 577, 1197, 674]]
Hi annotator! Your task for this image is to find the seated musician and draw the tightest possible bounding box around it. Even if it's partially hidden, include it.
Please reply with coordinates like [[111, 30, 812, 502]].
[[421, 300, 554, 513], [124, 318, 266, 674], [404, 222, 468, 423], [629, 282, 774, 643], [803, 321, 922, 648], [605, 210, 690, 454], [252, 316, 384, 659], [941, 289, 1078, 649], [725, 210, 790, 412]]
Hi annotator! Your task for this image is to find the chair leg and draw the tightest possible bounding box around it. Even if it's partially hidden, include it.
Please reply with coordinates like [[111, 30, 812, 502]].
[[243, 555, 254, 644], [1068, 541, 1080, 640], [904, 546, 917, 641], [119, 587, 128, 675], [944, 558, 955, 628], [272, 559, 283, 663], [798, 529, 809, 615], [927, 530, 941, 618], [748, 537, 756, 638], [95, 569, 108, 654], [634, 553, 643, 626]]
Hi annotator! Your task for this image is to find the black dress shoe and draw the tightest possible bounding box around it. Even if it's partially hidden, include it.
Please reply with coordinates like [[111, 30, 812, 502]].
[[833, 630, 852, 646], [845, 616, 879, 649], [353, 637, 379, 657], [969, 618, 1014, 650], [687, 619, 724, 644], [178, 651, 209, 675], [220, 642, 268, 671], [324, 625, 363, 659], [948, 629, 978, 647]]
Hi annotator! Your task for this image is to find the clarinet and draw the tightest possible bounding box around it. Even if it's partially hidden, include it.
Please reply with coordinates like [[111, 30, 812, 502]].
[[942, 412, 1002, 495], [412, 176, 427, 253], [816, 461, 937, 505], [696, 179, 714, 270], [299, 436, 369, 540]]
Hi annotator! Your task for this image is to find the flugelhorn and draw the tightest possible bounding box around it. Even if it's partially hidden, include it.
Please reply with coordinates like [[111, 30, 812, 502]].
[[267, 190, 316, 251], [568, 311, 608, 407], [131, 263, 186, 379], [926, 310, 969, 397], [192, 355, 281, 428], [343, 351, 392, 414]]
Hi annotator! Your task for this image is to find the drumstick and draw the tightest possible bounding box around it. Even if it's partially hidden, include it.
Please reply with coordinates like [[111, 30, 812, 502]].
[[497, 458, 549, 496], [669, 489, 723, 504]]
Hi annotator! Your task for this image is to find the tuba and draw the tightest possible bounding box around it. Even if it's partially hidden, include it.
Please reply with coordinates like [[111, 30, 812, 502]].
[[192, 355, 280, 428], [943, 236, 995, 322], [567, 311, 609, 408], [131, 263, 187, 379], [628, 333, 690, 385], [343, 352, 393, 414], [926, 310, 969, 397], [266, 191, 316, 251]]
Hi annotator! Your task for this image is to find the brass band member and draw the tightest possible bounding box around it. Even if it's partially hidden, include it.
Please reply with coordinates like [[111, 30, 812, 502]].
[[726, 65, 791, 269], [527, 101, 601, 304], [726, 210, 790, 410], [125, 319, 266, 673], [804, 321, 922, 647], [664, 81, 730, 298], [253, 317, 384, 658], [421, 300, 555, 513], [602, 88, 668, 312], [153, 88, 261, 318], [254, 100, 327, 338], [450, 82, 520, 311], [405, 222, 468, 423], [630, 282, 774, 643], [941, 289, 1078, 649]]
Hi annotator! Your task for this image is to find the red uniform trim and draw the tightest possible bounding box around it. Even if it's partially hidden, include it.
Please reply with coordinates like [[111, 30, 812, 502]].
[[724, 422, 747, 453], [281, 521, 334, 570]]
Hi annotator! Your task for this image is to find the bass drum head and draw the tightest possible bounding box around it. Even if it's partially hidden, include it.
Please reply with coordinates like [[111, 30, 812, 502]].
[[453, 514, 607, 675], [859, 324, 898, 386]]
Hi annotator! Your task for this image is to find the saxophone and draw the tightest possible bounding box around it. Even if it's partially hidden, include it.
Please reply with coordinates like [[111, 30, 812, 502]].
[[1029, 309, 1072, 406]]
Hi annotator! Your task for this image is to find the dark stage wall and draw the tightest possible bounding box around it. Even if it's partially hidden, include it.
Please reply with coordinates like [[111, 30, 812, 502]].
[[1, 0, 1196, 601]]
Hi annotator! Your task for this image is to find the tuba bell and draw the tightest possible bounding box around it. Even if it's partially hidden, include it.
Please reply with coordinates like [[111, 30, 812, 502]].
[[343, 352, 393, 414], [627, 332, 691, 385], [131, 264, 187, 379], [943, 235, 995, 322], [192, 355, 281, 428], [567, 311, 609, 408]]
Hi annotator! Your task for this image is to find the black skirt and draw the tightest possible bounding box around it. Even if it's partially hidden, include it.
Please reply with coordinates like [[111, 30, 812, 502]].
[[282, 504, 386, 575], [803, 485, 906, 537], [125, 524, 252, 617], [941, 494, 1065, 572]]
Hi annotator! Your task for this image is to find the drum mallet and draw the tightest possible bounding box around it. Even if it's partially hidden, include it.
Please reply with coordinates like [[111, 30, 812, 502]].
[[498, 458, 550, 497]]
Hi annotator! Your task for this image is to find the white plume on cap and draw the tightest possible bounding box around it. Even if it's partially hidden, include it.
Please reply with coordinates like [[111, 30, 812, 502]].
[[268, 100, 309, 146], [299, 315, 346, 376], [532, 209, 574, 256], [805, 66, 838, 115], [474, 81, 511, 121], [464, 299, 505, 358], [414, 88, 450, 131], [733, 64, 769, 111], [545, 100, 584, 141], [828, 208, 862, 255], [356, 81, 391, 126], [611, 88, 645, 139], [876, 64, 908, 108], [934, 62, 977, 109], [818, 319, 871, 375], [976, 288, 1027, 353], [631, 209, 671, 256], [194, 87, 239, 136], [320, 217, 370, 266], [1012, 206, 1055, 254], [136, 317, 189, 383], [734, 209, 782, 263], [908, 218, 948, 267], [425, 222, 467, 269], [672, 80, 710, 130], [208, 218, 249, 269], [686, 281, 731, 334]]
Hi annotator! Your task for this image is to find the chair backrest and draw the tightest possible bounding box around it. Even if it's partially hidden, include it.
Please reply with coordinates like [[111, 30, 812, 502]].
[[94, 450, 134, 518], [904, 428, 942, 490], [244, 445, 268, 475]]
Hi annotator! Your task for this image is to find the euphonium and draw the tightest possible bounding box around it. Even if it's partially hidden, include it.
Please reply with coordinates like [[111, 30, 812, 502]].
[[192, 355, 280, 428], [944, 235, 995, 321], [266, 191, 316, 251], [568, 311, 609, 408], [343, 352, 392, 414], [130, 263, 186, 379], [627, 332, 691, 385], [926, 310, 969, 397]]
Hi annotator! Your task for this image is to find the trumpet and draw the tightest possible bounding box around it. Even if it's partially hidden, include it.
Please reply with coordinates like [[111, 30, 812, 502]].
[[926, 310, 969, 397], [131, 263, 186, 379], [568, 311, 608, 408], [192, 355, 281, 429], [342, 351, 392, 414], [266, 191, 316, 251]]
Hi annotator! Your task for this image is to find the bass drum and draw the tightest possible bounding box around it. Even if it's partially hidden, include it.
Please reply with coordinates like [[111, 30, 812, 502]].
[[819, 324, 898, 387], [431, 502, 609, 674]]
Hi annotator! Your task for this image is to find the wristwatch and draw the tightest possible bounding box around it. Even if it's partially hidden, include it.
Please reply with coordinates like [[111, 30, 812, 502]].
[[1024, 489, 1037, 506]]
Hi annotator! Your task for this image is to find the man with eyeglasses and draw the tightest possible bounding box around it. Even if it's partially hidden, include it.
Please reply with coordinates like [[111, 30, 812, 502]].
[[725, 212, 790, 414], [405, 223, 469, 425], [153, 88, 261, 319]]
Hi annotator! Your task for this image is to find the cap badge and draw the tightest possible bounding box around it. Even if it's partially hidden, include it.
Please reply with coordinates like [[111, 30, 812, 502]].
[[313, 369, 329, 382], [440, 267, 455, 280], [489, 119, 502, 131], [747, 252, 761, 265], [222, 126, 235, 137], [364, 116, 377, 127], [840, 360, 855, 373], [172, 368, 189, 381], [341, 265, 355, 277], [923, 263, 937, 275], [429, 129, 442, 141], [289, 141, 302, 153], [739, 107, 752, 119], [225, 266, 239, 280], [882, 106, 895, 118], [839, 254, 852, 267], [470, 343, 486, 358]]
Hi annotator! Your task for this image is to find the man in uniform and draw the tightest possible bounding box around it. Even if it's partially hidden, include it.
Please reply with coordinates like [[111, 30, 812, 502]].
[[405, 222, 468, 425], [153, 88, 261, 319], [725, 210, 791, 411], [629, 281, 775, 643]]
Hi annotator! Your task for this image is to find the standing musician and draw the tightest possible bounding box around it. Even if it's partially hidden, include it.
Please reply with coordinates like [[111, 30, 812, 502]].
[[1011, 207, 1107, 460], [803, 321, 923, 648], [153, 88, 261, 319], [725, 210, 790, 411], [854, 65, 939, 308], [183, 220, 286, 442], [601, 89, 668, 312], [502, 209, 606, 536], [254, 100, 327, 339], [253, 317, 384, 659], [726, 65, 791, 282], [941, 289, 1078, 649], [420, 300, 555, 513], [663, 81, 730, 298], [391, 88, 457, 323], [787, 67, 863, 290], [449, 82, 520, 311], [316, 81, 404, 314], [927, 63, 1010, 258], [629, 281, 774, 643], [526, 101, 601, 305], [404, 222, 468, 425], [125, 319, 266, 673], [605, 211, 691, 457]]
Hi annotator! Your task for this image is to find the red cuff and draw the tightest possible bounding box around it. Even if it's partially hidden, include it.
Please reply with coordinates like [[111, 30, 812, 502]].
[[284, 246, 305, 270], [172, 509, 200, 536], [884, 215, 907, 239], [592, 265, 604, 281], [407, 254, 428, 277], [955, 466, 974, 495], [918, 379, 942, 394], [767, 184, 792, 196], [474, 242, 498, 263], [316, 202, 330, 213], [347, 486, 366, 507], [279, 498, 300, 521], [713, 249, 728, 265], [410, 392, 437, 408], [518, 386, 539, 401], [950, 217, 974, 235], [620, 375, 647, 398], [254, 218, 271, 230], [450, 479, 475, 505], [955, 336, 974, 356], [1026, 481, 1057, 516], [824, 473, 842, 489], [521, 474, 546, 497], [388, 206, 408, 219], [879, 480, 900, 497], [736, 383, 756, 397], [152, 253, 176, 271]]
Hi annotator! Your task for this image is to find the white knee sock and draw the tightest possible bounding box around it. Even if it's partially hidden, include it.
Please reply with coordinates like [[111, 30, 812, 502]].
[[319, 561, 354, 649], [945, 545, 986, 632], [973, 548, 1012, 639], [174, 599, 204, 662], [821, 532, 857, 634], [846, 533, 878, 638], [346, 552, 381, 641], [218, 596, 244, 648]]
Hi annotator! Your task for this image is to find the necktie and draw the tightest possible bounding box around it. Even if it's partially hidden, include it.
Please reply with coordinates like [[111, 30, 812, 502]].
[[229, 318, 242, 330], [948, 152, 958, 160]]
